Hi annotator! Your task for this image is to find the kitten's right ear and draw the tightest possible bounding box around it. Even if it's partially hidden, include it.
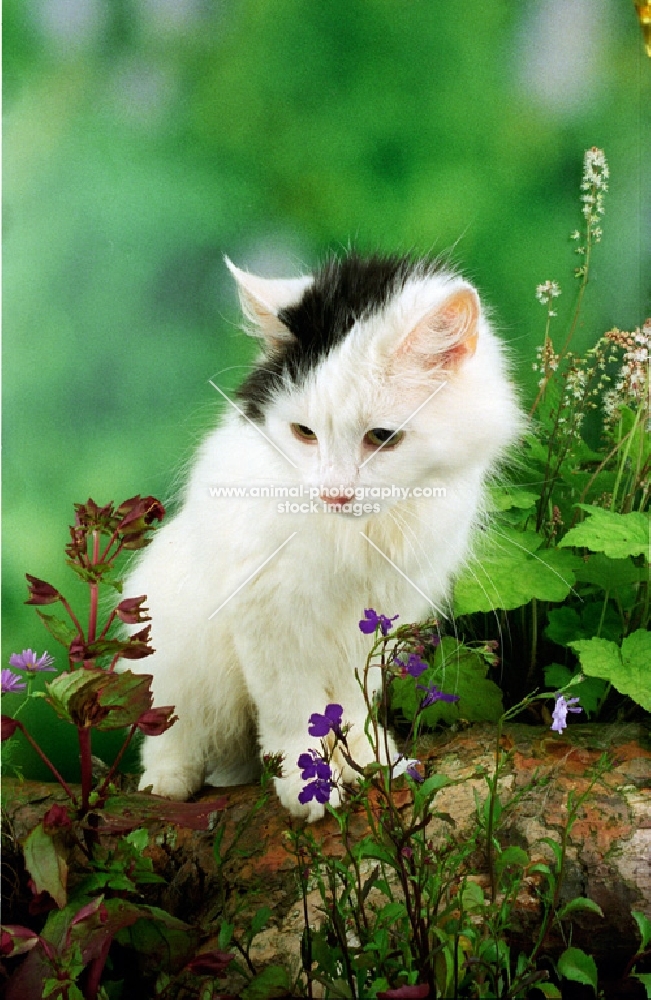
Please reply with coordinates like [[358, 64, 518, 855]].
[[225, 257, 311, 345]]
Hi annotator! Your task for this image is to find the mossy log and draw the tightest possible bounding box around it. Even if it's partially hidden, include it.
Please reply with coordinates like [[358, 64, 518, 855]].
[[2, 723, 650, 995]]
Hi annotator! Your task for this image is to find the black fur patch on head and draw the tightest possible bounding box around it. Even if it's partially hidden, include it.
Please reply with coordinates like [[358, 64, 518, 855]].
[[236, 251, 443, 420]]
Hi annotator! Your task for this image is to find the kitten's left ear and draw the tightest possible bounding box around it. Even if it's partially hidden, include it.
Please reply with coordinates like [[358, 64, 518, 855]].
[[225, 257, 311, 345], [398, 285, 480, 371]]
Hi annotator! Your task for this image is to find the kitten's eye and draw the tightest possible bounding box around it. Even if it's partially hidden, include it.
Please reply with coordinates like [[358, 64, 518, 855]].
[[291, 423, 318, 443], [364, 428, 405, 449]]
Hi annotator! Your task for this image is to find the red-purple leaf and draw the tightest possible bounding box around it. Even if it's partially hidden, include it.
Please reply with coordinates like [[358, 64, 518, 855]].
[[96, 792, 228, 832], [25, 575, 60, 605], [0, 925, 40, 957], [136, 706, 178, 735], [42, 804, 72, 833], [184, 950, 234, 977], [1, 715, 19, 741], [116, 595, 151, 624]]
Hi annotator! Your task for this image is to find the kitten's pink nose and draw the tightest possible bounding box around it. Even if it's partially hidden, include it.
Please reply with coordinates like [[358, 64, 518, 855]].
[[320, 492, 350, 506]]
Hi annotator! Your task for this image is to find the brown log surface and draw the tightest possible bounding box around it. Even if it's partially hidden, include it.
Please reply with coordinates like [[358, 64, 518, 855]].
[[3, 722, 650, 980]]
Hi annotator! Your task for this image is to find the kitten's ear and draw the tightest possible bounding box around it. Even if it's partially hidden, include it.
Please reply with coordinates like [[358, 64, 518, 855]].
[[225, 257, 311, 345], [398, 285, 480, 371]]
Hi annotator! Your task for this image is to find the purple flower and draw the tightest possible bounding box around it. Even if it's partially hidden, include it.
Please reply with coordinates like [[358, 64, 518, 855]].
[[417, 683, 459, 709], [298, 749, 334, 805], [1, 670, 27, 694], [298, 778, 333, 805], [551, 694, 582, 734], [298, 749, 332, 782], [406, 763, 424, 783], [395, 653, 428, 678], [358, 609, 399, 636], [308, 703, 343, 738], [9, 650, 55, 672]]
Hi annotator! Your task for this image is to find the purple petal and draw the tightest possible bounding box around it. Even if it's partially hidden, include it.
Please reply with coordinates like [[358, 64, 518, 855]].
[[308, 714, 332, 737], [324, 704, 343, 728], [405, 654, 428, 678], [1, 670, 27, 694], [358, 609, 378, 634], [298, 784, 316, 804]]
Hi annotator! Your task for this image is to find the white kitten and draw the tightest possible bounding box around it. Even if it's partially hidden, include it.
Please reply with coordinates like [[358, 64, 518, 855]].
[[125, 252, 522, 821]]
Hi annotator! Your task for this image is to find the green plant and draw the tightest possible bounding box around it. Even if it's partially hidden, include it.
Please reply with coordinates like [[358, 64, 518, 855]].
[[0, 497, 230, 999], [287, 613, 602, 998], [443, 147, 649, 722]]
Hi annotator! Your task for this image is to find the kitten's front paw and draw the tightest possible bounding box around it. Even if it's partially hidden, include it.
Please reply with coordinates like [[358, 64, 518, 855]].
[[139, 768, 199, 801], [274, 773, 343, 823]]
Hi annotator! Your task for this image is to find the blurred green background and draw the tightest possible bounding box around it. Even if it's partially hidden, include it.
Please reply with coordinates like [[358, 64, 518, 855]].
[[3, 0, 649, 781]]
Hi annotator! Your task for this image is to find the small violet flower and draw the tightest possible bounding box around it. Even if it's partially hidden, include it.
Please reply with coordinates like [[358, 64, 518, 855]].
[[551, 694, 582, 734], [308, 703, 344, 738], [1, 670, 27, 695], [394, 653, 428, 678], [9, 650, 55, 672], [298, 750, 333, 805], [392, 755, 424, 782], [417, 683, 460, 709], [358, 608, 399, 636]]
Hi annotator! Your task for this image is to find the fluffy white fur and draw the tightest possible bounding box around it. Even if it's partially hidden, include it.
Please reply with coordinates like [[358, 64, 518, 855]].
[[125, 260, 522, 821]]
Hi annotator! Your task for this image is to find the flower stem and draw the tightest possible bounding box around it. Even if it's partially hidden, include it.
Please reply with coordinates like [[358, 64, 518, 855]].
[[79, 726, 93, 812], [84, 934, 112, 1000], [87, 530, 100, 651], [96, 724, 137, 801], [13, 720, 77, 803]]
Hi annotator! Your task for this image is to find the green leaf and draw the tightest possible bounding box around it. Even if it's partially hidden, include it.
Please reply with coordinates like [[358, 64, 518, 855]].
[[459, 880, 485, 910], [416, 774, 450, 799], [557, 946, 598, 991], [45, 668, 154, 729], [556, 897, 604, 920], [495, 846, 529, 871], [45, 669, 110, 724], [125, 828, 149, 852], [632, 972, 651, 998], [544, 663, 574, 688], [540, 837, 563, 868], [559, 507, 650, 559], [632, 909, 651, 950], [569, 675, 609, 717], [376, 901, 408, 926], [534, 985, 563, 999], [22, 822, 67, 908], [93, 670, 153, 730], [391, 638, 504, 726], [454, 526, 579, 614], [546, 601, 622, 647], [573, 553, 645, 592], [570, 631, 651, 711], [218, 922, 234, 950], [249, 905, 272, 938], [35, 611, 79, 648], [489, 487, 539, 512], [240, 965, 291, 999], [545, 608, 583, 647], [353, 837, 395, 867]]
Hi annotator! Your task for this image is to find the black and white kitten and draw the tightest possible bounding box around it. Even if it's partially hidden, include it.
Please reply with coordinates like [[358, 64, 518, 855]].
[[126, 252, 522, 821]]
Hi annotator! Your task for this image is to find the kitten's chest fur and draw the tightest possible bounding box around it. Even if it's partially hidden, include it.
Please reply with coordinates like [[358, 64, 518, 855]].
[[127, 251, 522, 818]]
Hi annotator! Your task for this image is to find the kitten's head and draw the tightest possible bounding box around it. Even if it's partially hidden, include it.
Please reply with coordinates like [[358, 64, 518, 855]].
[[228, 252, 522, 514]]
